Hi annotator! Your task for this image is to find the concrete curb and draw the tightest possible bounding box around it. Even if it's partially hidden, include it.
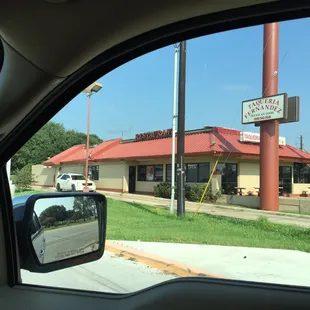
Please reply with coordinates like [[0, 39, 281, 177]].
[[105, 240, 225, 279]]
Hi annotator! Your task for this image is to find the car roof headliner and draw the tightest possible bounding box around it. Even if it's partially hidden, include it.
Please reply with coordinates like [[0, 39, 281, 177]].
[[0, 0, 274, 77], [0, 0, 307, 163]]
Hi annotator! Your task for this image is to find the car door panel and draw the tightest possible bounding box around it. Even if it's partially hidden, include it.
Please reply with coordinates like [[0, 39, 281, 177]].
[[31, 212, 45, 264], [66, 175, 72, 190], [2, 279, 310, 310], [32, 230, 45, 264], [58, 175, 65, 189], [60, 175, 70, 190]]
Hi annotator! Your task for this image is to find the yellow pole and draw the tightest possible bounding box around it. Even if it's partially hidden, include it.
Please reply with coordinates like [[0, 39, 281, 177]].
[[194, 159, 219, 216]]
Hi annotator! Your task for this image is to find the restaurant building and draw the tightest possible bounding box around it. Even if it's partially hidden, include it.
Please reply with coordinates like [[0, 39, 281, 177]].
[[35, 126, 310, 196]]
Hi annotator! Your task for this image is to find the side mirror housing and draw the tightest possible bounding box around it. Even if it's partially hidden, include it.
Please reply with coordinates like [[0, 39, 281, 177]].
[[13, 192, 107, 273]]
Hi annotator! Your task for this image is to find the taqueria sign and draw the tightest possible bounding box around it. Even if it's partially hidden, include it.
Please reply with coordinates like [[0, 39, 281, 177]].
[[242, 93, 288, 124], [240, 131, 286, 146]]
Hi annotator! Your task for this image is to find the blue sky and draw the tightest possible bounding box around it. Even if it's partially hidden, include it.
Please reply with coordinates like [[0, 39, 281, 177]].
[[34, 197, 74, 216], [53, 18, 310, 149]]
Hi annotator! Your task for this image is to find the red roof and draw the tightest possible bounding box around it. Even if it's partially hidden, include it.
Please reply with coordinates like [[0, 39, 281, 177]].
[[44, 139, 121, 165], [44, 127, 310, 165], [94, 127, 310, 162], [60, 138, 121, 164], [44, 144, 85, 166]]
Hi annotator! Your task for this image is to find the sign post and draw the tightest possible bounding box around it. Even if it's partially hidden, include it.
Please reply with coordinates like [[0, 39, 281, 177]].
[[241, 24, 299, 212]]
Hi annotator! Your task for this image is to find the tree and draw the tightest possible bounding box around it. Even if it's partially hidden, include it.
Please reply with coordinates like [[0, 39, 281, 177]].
[[39, 205, 68, 223], [12, 121, 102, 173], [73, 197, 95, 221], [71, 212, 83, 222], [41, 217, 56, 228], [66, 209, 75, 220], [13, 164, 36, 192]]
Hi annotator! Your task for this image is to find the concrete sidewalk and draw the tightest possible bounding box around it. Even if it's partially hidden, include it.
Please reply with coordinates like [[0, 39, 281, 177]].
[[108, 240, 310, 288], [100, 190, 310, 227], [31, 186, 310, 227]]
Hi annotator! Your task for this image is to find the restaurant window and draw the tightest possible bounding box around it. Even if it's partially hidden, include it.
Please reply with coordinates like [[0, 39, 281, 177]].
[[88, 165, 99, 180], [166, 164, 177, 182], [216, 163, 238, 194], [279, 166, 292, 194], [138, 165, 163, 182], [294, 163, 310, 183], [185, 163, 210, 183]]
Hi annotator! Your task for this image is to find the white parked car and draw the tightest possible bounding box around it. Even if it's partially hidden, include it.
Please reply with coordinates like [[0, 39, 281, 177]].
[[56, 173, 96, 192]]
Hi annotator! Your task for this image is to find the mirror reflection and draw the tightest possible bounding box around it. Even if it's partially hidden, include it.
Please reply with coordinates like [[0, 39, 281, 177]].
[[33, 196, 99, 264]]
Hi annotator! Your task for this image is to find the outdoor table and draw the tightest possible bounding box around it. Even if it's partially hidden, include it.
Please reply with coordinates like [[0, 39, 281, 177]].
[[254, 187, 283, 196], [234, 187, 246, 196]]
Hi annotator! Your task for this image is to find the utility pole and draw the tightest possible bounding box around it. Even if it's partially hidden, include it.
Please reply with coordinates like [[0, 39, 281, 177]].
[[170, 44, 179, 214], [300, 135, 304, 150], [177, 41, 186, 216], [260, 23, 279, 211]]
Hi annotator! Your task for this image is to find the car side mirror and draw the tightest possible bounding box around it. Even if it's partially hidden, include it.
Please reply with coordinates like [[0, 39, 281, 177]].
[[14, 192, 106, 273]]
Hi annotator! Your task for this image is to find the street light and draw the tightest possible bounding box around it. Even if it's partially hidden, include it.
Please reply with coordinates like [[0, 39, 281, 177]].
[[82, 81, 102, 192]]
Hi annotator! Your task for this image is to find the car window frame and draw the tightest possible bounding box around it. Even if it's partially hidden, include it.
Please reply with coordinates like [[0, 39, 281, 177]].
[[1, 0, 310, 294]]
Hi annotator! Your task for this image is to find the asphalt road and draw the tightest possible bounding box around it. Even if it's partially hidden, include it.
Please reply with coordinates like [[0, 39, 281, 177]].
[[43, 221, 99, 263], [21, 252, 175, 293]]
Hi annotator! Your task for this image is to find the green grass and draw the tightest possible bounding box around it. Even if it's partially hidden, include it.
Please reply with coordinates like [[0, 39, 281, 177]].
[[14, 190, 47, 197], [106, 199, 310, 252]]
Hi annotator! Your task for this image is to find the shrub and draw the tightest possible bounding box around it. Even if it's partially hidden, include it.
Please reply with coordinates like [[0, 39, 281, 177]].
[[154, 182, 175, 199], [154, 182, 222, 203], [185, 184, 222, 203], [41, 216, 56, 228], [13, 164, 35, 192], [205, 187, 218, 203], [185, 184, 204, 202]]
